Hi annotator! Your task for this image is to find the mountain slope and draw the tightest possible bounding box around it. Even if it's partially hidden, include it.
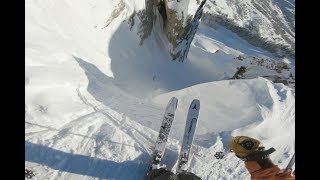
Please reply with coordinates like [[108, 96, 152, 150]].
[[25, 0, 295, 179], [204, 0, 295, 50]]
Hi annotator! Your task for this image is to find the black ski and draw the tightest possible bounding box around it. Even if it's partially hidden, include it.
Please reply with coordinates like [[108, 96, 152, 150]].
[[176, 99, 200, 173], [147, 97, 178, 172]]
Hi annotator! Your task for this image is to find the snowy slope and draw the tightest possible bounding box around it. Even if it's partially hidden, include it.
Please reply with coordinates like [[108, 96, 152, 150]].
[[25, 0, 295, 179], [204, 0, 295, 49]]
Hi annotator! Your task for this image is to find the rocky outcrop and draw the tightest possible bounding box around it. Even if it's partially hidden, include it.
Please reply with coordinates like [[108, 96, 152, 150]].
[[130, 0, 206, 61], [158, 0, 206, 61], [231, 55, 295, 88], [103, 0, 125, 28]]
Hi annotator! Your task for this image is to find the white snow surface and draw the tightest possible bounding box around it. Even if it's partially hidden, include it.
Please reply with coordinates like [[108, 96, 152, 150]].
[[25, 0, 295, 179]]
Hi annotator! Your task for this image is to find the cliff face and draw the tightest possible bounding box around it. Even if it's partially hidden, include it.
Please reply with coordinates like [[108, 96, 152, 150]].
[[156, 0, 206, 61], [163, 0, 188, 51], [122, 0, 294, 62], [171, 0, 206, 61]]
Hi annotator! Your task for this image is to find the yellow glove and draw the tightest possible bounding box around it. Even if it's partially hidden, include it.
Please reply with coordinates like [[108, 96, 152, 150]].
[[228, 136, 261, 158]]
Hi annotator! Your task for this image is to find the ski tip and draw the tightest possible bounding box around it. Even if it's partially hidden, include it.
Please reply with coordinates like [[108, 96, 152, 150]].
[[192, 99, 200, 103], [171, 97, 178, 102], [190, 99, 200, 109], [169, 97, 178, 108], [171, 97, 178, 101]]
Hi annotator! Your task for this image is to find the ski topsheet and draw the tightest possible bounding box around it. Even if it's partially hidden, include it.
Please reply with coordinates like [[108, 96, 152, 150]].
[[176, 99, 200, 173], [149, 97, 178, 171]]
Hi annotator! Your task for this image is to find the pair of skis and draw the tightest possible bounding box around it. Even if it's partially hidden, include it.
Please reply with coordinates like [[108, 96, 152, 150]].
[[147, 97, 200, 174]]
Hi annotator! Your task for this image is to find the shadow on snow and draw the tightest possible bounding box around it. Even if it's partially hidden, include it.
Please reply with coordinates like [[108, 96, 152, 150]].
[[25, 141, 149, 179]]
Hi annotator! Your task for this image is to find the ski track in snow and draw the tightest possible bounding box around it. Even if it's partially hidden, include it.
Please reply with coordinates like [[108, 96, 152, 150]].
[[26, 0, 295, 179], [25, 78, 294, 180]]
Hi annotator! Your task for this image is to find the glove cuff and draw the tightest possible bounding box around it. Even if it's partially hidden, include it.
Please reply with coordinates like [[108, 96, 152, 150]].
[[236, 147, 276, 161], [241, 147, 276, 171], [244, 158, 276, 173]]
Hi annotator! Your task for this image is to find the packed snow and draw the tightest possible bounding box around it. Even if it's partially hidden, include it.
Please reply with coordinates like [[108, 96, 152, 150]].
[[25, 0, 295, 179]]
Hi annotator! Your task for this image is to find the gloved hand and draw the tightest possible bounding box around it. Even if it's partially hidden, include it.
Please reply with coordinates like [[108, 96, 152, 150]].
[[228, 136, 262, 158], [228, 136, 276, 169]]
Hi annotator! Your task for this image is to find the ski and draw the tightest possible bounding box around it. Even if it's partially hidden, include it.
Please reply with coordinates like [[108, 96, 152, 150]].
[[285, 142, 295, 174], [176, 99, 200, 173], [285, 152, 295, 171], [148, 97, 178, 172]]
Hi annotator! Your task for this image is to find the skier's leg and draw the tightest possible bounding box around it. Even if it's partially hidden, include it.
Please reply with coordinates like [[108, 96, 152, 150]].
[[177, 171, 202, 180], [146, 168, 178, 180]]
